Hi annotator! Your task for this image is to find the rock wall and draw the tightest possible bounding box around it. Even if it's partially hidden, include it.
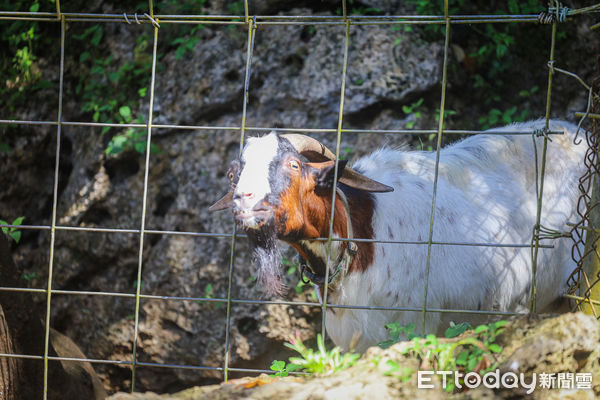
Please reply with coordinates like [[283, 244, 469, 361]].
[[106, 312, 600, 399]]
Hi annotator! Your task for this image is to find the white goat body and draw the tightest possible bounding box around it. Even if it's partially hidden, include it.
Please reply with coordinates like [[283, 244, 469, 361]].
[[326, 120, 584, 351]]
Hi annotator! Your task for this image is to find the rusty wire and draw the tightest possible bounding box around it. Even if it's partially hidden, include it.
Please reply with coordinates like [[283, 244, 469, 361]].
[[0, 0, 599, 397]]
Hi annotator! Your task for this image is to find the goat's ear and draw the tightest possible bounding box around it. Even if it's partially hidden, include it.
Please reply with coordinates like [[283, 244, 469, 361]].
[[309, 160, 348, 191], [209, 192, 234, 212]]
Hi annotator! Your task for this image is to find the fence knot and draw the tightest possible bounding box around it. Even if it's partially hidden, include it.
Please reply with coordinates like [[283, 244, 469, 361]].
[[538, 1, 570, 24], [533, 127, 553, 141], [123, 12, 160, 28]]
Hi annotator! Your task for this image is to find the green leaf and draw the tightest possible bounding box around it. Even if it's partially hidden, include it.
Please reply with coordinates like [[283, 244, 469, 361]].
[[10, 231, 21, 243], [79, 51, 90, 63], [90, 26, 103, 47], [445, 321, 473, 338], [175, 46, 187, 60], [119, 106, 132, 120], [466, 355, 479, 371], [30, 3, 40, 12], [138, 87, 147, 97], [90, 65, 104, 75], [0, 220, 8, 235], [494, 320, 507, 328], [474, 325, 488, 334], [108, 72, 120, 84], [134, 140, 146, 154], [488, 343, 502, 353], [106, 135, 128, 155], [286, 363, 302, 372], [455, 350, 469, 365], [270, 360, 286, 372], [12, 216, 24, 226]]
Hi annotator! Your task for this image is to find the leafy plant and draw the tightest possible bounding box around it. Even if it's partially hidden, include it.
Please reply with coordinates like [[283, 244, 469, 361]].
[[71, 24, 158, 156], [0, 1, 55, 115], [0, 216, 25, 243], [378, 322, 421, 349], [278, 333, 360, 375], [22, 272, 39, 281], [171, 24, 204, 60], [382, 360, 413, 381], [478, 106, 530, 130], [407, 0, 545, 130], [519, 85, 539, 98], [269, 359, 295, 377], [197, 283, 224, 308], [444, 321, 473, 338], [339, 146, 355, 161], [378, 320, 507, 392], [402, 98, 424, 129]]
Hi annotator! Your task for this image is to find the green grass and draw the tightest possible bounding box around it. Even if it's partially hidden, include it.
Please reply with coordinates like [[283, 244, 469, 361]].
[[270, 333, 360, 377]]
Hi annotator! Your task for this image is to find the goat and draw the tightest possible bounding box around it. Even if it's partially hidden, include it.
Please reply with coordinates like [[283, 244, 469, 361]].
[[210, 119, 584, 352]]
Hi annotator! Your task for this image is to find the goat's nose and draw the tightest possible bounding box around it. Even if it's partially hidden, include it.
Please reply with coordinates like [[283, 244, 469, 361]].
[[234, 191, 255, 209], [234, 191, 254, 200]]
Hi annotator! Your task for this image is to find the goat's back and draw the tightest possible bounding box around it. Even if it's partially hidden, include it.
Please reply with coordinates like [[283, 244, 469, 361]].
[[327, 120, 584, 351]]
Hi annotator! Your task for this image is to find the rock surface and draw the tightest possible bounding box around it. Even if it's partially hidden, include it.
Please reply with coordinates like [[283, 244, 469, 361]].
[[105, 312, 600, 399]]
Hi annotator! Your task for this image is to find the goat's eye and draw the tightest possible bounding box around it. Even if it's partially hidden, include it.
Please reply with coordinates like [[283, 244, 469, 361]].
[[289, 160, 300, 170], [227, 171, 234, 180]]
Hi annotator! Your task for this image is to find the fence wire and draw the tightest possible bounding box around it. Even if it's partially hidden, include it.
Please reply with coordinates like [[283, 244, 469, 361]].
[[0, 0, 599, 398], [567, 56, 600, 316]]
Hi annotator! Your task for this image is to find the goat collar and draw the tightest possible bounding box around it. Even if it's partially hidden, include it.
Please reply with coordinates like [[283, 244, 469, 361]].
[[300, 188, 357, 291]]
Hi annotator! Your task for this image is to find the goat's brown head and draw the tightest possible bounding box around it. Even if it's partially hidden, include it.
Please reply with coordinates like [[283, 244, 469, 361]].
[[210, 132, 392, 296]]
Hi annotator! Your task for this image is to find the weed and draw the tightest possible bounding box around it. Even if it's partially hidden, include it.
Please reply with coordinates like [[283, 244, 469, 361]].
[[269, 359, 296, 377], [377, 320, 507, 392], [271, 333, 360, 376], [478, 106, 530, 130], [378, 322, 420, 349], [444, 321, 473, 338], [0, 1, 54, 115], [197, 283, 224, 308], [72, 25, 158, 156], [0, 216, 25, 243], [22, 272, 39, 281], [402, 98, 424, 129], [339, 146, 355, 161], [382, 360, 414, 381]]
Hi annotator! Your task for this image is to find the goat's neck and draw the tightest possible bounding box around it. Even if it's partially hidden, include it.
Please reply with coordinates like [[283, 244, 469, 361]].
[[289, 185, 375, 278]]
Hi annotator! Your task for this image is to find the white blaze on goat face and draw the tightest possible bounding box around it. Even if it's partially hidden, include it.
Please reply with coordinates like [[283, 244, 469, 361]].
[[233, 132, 280, 225]]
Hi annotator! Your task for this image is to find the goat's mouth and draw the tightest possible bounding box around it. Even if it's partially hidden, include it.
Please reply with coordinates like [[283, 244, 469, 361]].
[[233, 208, 273, 229]]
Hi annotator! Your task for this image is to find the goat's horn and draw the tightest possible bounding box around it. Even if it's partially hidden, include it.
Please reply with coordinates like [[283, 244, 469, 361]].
[[209, 191, 234, 212], [281, 133, 394, 193], [281, 133, 336, 162]]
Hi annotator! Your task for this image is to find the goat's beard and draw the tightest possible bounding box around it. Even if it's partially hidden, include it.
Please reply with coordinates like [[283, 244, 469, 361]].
[[245, 222, 285, 297]]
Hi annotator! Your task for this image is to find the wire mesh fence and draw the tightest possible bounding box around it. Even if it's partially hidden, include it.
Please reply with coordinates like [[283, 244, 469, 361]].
[[0, 0, 599, 398]]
